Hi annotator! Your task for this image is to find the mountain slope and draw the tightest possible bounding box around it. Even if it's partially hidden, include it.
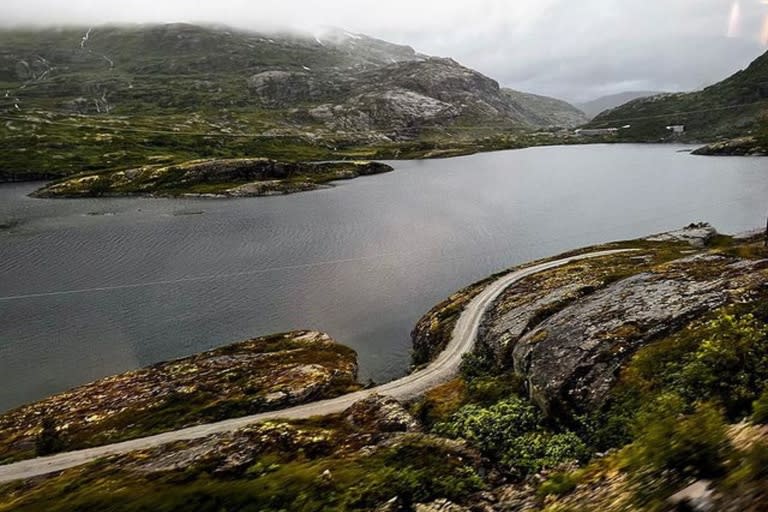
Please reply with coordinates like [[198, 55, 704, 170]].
[[586, 49, 768, 140], [0, 24, 584, 133], [502, 89, 588, 128], [0, 23, 587, 180], [576, 91, 665, 119]]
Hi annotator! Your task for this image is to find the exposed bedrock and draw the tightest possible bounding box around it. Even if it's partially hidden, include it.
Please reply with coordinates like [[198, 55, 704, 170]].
[[480, 252, 768, 419]]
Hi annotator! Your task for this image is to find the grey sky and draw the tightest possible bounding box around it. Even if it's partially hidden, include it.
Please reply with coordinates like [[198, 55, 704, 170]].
[[3, 0, 767, 102]]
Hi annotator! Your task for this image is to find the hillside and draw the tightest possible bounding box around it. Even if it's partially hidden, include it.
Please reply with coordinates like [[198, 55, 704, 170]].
[[576, 90, 665, 119], [0, 24, 585, 181], [586, 49, 768, 141], [502, 89, 588, 128]]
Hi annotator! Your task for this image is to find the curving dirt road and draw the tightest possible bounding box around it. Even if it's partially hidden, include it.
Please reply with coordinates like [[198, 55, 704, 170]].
[[0, 249, 633, 483]]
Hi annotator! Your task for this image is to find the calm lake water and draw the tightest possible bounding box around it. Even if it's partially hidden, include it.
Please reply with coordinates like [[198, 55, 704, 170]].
[[1, 144, 767, 412]]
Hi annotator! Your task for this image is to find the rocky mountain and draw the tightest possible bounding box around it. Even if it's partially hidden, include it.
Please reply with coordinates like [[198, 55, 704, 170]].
[[0, 23, 587, 181], [0, 23, 584, 134], [576, 90, 665, 119], [586, 49, 768, 140]]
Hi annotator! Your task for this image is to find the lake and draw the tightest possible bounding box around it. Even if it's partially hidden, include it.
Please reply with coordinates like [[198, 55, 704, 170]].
[[1, 144, 766, 412]]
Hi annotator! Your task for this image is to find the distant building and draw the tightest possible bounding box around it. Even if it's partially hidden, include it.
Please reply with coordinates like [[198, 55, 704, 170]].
[[666, 125, 685, 134], [574, 128, 620, 136]]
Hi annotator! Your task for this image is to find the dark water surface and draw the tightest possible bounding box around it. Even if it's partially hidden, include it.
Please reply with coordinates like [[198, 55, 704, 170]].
[[1, 144, 767, 412]]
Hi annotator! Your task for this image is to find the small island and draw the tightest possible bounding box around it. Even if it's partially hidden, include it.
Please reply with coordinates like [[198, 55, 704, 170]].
[[31, 159, 394, 199]]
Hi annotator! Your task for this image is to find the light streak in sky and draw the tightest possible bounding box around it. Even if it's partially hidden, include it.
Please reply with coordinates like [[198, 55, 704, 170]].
[[762, 13, 768, 45], [727, 1, 741, 38]]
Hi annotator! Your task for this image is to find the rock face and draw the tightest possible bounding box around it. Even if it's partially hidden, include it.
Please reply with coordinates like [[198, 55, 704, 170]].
[[510, 254, 768, 418], [288, 58, 588, 134]]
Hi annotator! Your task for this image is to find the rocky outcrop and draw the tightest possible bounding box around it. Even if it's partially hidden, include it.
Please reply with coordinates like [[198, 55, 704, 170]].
[[692, 137, 768, 156], [345, 395, 421, 433], [512, 254, 768, 418], [0, 330, 361, 462], [275, 57, 587, 135], [645, 222, 718, 248]]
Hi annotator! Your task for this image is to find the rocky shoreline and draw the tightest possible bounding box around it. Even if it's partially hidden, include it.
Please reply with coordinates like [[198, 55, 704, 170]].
[[692, 136, 768, 156], [31, 159, 393, 199]]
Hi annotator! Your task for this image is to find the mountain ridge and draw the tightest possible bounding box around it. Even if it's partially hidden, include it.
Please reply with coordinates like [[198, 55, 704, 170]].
[[585, 49, 768, 140]]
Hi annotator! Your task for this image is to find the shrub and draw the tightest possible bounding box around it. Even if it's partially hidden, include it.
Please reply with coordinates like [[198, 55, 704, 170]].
[[726, 442, 768, 487], [628, 395, 729, 478], [35, 416, 65, 456], [435, 397, 588, 474], [752, 388, 768, 424], [676, 313, 768, 418], [87, 175, 113, 196]]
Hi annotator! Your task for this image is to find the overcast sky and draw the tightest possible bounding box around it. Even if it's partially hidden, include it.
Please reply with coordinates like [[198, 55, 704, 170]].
[[3, 0, 768, 102]]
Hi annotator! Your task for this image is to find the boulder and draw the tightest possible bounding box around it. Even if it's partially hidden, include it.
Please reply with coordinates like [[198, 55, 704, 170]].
[[345, 395, 420, 433], [645, 222, 717, 248]]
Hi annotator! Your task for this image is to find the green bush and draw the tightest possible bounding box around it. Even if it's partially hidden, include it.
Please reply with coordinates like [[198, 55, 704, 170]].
[[35, 416, 65, 456], [628, 395, 729, 478], [435, 397, 588, 474], [676, 313, 768, 418], [752, 388, 768, 424], [726, 442, 768, 486], [590, 310, 768, 453]]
